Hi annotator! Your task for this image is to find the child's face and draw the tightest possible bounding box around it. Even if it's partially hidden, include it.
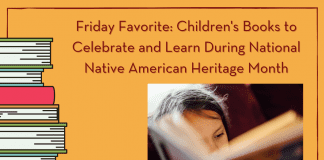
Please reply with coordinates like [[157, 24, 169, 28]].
[[183, 110, 229, 153]]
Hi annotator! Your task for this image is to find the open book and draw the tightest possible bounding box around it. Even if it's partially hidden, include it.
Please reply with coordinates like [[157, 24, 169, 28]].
[[148, 110, 303, 160]]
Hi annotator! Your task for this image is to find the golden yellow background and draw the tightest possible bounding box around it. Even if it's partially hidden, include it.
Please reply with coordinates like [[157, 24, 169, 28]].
[[0, 1, 322, 159]]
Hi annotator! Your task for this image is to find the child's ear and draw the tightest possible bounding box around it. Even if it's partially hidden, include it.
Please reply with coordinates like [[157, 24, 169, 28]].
[[222, 93, 229, 101]]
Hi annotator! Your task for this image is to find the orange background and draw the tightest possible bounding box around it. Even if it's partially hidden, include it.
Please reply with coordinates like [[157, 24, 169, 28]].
[[0, 1, 323, 160]]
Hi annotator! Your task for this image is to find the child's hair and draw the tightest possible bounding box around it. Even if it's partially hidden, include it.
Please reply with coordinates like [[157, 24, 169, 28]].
[[152, 85, 230, 137]]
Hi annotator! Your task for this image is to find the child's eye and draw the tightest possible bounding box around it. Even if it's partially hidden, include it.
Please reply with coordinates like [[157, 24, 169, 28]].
[[214, 133, 224, 138]]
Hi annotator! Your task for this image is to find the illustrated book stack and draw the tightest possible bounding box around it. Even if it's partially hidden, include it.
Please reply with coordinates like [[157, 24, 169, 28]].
[[0, 38, 67, 160]]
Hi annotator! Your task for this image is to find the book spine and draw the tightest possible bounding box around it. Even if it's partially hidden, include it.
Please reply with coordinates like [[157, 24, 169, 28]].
[[0, 87, 54, 104]]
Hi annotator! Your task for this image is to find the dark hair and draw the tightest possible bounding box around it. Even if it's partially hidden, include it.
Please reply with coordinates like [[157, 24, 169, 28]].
[[152, 86, 230, 137]]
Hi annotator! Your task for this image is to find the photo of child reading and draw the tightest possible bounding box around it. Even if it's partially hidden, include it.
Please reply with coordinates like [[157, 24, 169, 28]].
[[148, 84, 303, 160], [151, 86, 230, 152]]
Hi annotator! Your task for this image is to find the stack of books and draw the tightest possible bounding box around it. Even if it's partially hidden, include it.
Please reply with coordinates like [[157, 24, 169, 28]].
[[0, 38, 67, 160]]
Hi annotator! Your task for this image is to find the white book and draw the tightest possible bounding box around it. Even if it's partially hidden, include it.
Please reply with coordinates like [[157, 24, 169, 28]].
[[0, 54, 50, 65], [0, 78, 41, 83], [0, 72, 42, 77], [0, 39, 52, 66], [0, 108, 57, 120], [0, 139, 64, 149], [0, 132, 65, 138], [0, 157, 55, 160], [0, 128, 65, 149], [0, 42, 50, 47], [0, 127, 63, 131], [0, 47, 50, 54]]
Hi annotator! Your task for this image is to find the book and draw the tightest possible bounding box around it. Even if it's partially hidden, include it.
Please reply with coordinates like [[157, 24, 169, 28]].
[[0, 154, 57, 157], [0, 154, 58, 160], [0, 84, 44, 87], [0, 104, 59, 123], [0, 124, 66, 150], [0, 150, 66, 154], [0, 78, 42, 84], [148, 110, 303, 160], [0, 69, 43, 85], [0, 39, 52, 68], [0, 157, 56, 160], [0, 87, 54, 104]]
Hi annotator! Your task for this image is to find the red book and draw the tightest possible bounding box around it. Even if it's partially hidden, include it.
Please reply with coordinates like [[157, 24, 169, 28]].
[[0, 87, 54, 104]]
